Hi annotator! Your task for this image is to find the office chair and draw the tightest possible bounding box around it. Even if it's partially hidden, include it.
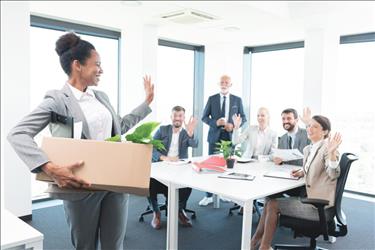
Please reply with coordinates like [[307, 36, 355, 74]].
[[228, 200, 263, 218], [274, 153, 358, 250], [139, 200, 197, 222]]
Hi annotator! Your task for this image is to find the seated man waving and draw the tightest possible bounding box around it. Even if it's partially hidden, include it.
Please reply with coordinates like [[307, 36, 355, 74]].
[[148, 105, 198, 229]]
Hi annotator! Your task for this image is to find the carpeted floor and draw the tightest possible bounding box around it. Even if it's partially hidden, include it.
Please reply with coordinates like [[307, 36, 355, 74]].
[[28, 190, 375, 250]]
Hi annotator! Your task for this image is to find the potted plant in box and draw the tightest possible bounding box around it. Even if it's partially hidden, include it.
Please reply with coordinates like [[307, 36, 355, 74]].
[[215, 140, 241, 169]]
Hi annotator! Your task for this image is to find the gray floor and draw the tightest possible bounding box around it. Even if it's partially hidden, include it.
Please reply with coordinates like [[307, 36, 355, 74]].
[[28, 190, 375, 250]]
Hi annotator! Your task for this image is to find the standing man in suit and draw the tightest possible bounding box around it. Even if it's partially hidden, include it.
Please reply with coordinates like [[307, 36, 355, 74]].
[[273, 108, 311, 166], [149, 106, 198, 229], [199, 75, 247, 206], [7, 32, 153, 249]]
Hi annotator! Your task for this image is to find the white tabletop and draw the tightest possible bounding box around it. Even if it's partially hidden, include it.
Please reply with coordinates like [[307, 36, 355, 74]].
[[1, 209, 43, 249], [151, 159, 305, 203]]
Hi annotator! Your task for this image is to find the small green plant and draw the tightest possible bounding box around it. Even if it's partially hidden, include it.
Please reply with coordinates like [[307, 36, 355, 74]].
[[105, 122, 166, 151], [215, 140, 242, 160]]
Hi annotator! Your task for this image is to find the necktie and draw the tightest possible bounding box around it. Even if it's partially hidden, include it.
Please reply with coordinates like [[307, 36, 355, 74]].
[[288, 136, 293, 149], [221, 96, 226, 118]]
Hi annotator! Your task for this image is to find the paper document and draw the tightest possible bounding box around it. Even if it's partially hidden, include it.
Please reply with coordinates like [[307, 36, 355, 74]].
[[264, 168, 302, 180], [74, 122, 83, 139], [272, 149, 303, 161], [219, 172, 255, 181]]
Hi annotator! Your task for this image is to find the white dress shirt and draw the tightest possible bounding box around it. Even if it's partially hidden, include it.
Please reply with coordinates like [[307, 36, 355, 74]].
[[220, 93, 230, 121], [287, 126, 299, 148], [68, 84, 112, 141], [167, 128, 181, 158]]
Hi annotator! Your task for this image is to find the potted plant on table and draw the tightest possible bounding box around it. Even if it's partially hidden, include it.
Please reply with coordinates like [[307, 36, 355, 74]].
[[215, 140, 241, 169]]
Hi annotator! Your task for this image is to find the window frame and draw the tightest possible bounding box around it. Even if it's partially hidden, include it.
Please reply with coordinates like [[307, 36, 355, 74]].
[[338, 32, 375, 198], [243, 41, 305, 123], [158, 39, 205, 156]]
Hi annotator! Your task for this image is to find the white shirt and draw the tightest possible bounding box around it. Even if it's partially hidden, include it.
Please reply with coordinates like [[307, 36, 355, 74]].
[[220, 93, 230, 121], [68, 84, 112, 141], [167, 128, 181, 158], [254, 127, 268, 156], [304, 139, 339, 172], [287, 126, 299, 148]]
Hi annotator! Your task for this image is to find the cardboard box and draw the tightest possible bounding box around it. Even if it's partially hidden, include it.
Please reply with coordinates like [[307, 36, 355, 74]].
[[36, 137, 152, 196]]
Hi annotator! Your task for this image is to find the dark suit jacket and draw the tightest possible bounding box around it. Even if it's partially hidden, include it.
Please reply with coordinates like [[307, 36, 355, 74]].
[[278, 127, 311, 166], [202, 93, 246, 143], [152, 125, 198, 162]]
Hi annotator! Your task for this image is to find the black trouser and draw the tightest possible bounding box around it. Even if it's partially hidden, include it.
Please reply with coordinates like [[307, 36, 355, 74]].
[[206, 129, 231, 198], [147, 178, 192, 212]]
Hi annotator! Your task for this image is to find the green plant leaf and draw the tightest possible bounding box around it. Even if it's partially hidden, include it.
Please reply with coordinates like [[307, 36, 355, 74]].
[[105, 134, 121, 142], [133, 122, 160, 138]]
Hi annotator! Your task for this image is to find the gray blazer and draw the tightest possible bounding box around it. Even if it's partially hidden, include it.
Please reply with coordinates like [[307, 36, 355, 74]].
[[232, 125, 277, 159], [278, 127, 311, 166], [152, 125, 198, 162], [7, 83, 151, 200]]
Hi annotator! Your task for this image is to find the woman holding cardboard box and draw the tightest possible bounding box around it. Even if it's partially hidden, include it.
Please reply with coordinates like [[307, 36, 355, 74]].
[[7, 32, 154, 249]]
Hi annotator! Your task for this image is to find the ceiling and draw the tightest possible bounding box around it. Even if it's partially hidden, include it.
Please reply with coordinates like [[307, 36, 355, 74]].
[[118, 1, 375, 45]]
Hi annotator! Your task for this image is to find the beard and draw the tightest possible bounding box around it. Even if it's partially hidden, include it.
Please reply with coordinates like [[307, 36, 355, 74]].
[[283, 123, 295, 132], [173, 122, 182, 128]]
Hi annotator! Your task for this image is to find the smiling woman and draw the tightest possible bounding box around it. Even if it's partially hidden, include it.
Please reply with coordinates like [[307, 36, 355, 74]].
[[30, 22, 120, 200], [8, 31, 154, 249]]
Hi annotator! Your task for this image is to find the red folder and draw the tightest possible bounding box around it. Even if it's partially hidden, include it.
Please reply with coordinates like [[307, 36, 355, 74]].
[[192, 156, 227, 173]]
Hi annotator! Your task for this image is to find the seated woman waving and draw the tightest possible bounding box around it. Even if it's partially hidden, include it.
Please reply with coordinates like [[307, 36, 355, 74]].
[[250, 115, 342, 250], [232, 107, 277, 160]]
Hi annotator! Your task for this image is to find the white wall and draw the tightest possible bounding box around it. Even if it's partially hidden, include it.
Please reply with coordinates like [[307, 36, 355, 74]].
[[1, 1, 32, 217]]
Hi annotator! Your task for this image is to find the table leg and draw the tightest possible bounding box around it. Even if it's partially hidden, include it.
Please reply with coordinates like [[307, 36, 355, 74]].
[[166, 183, 179, 250], [213, 194, 220, 208], [241, 199, 253, 250]]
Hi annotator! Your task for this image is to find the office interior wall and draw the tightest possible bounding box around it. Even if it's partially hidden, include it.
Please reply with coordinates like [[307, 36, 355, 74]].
[[1, 1, 32, 217]]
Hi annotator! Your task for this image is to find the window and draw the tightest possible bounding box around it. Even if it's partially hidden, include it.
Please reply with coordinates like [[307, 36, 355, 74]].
[[329, 33, 375, 196], [156, 40, 204, 156], [245, 42, 305, 135], [30, 16, 121, 200]]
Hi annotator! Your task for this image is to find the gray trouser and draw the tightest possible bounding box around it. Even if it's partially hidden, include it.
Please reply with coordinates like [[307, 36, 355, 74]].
[[63, 191, 129, 250]]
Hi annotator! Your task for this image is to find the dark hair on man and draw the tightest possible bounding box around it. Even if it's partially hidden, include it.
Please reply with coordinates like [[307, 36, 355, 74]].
[[55, 32, 95, 76], [172, 106, 185, 113], [312, 115, 331, 139], [281, 108, 298, 119]]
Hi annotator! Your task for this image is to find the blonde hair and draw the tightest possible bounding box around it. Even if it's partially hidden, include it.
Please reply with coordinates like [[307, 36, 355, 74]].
[[258, 107, 270, 126]]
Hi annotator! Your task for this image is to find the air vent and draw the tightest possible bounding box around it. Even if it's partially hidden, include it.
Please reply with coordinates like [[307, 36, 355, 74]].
[[161, 9, 218, 24]]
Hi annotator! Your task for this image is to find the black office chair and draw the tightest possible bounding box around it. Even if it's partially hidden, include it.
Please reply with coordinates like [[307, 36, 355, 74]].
[[274, 153, 358, 250], [139, 201, 196, 222], [228, 200, 263, 218]]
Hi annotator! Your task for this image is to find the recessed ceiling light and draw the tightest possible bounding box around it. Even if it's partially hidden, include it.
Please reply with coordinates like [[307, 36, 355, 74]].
[[224, 26, 240, 32]]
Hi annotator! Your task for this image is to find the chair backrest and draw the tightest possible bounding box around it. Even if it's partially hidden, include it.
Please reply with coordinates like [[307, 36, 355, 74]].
[[334, 152, 359, 225]]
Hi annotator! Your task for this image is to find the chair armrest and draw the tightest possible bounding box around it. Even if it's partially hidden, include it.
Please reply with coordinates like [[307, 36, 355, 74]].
[[300, 198, 329, 208]]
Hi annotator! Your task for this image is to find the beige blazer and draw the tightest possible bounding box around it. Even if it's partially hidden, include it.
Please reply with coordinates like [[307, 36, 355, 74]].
[[303, 140, 340, 207]]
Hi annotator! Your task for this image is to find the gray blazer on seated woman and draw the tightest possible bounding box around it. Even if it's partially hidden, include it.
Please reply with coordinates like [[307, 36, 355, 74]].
[[250, 115, 342, 250], [232, 107, 277, 159]]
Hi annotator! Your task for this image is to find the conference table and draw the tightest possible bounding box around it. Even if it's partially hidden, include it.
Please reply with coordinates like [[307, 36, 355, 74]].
[[151, 157, 305, 250]]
